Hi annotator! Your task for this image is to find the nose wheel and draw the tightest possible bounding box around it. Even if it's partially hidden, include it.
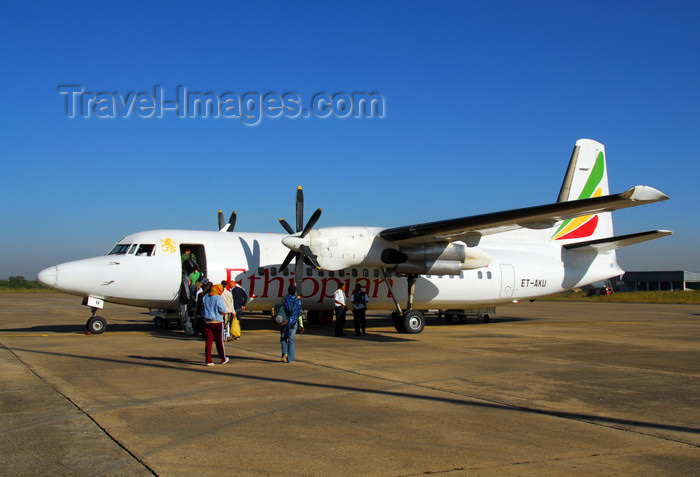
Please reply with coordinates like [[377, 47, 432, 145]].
[[86, 307, 107, 334]]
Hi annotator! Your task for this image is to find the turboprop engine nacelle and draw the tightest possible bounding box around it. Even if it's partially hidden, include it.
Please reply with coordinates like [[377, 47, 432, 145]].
[[286, 226, 386, 271], [284, 227, 492, 274], [387, 242, 492, 275]]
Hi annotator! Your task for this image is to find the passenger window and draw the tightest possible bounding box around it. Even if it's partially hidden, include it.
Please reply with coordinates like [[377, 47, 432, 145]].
[[318, 270, 324, 277], [487, 271, 492, 279], [478, 271, 483, 279], [258, 267, 264, 276], [329, 271, 335, 277], [363, 269, 369, 278], [373, 269, 380, 278], [306, 268, 312, 277], [136, 244, 155, 256], [352, 269, 358, 277], [282, 268, 289, 276], [271, 267, 277, 276]]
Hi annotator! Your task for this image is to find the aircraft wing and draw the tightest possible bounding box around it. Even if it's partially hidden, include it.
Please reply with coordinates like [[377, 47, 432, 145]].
[[379, 185, 668, 245]]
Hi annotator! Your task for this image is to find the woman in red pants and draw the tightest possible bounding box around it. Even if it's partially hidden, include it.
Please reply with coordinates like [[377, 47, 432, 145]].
[[201, 284, 229, 366]]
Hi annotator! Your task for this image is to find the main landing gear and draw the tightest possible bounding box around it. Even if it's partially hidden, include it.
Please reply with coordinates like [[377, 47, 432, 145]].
[[381, 270, 426, 334]]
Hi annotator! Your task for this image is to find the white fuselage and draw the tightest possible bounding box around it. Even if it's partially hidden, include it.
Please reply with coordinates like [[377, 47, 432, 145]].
[[37, 228, 623, 312]]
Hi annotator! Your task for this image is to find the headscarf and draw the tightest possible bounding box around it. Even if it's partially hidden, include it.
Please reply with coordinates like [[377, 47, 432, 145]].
[[209, 284, 223, 296]]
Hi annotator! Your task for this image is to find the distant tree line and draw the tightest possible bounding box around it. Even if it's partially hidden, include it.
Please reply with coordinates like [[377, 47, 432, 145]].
[[0, 276, 43, 289]]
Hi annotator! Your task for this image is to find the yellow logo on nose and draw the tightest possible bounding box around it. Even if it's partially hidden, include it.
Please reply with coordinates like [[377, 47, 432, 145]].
[[160, 238, 177, 253]]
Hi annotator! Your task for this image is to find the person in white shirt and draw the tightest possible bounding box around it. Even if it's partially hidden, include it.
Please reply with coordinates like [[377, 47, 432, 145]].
[[221, 281, 236, 341], [333, 283, 347, 337]]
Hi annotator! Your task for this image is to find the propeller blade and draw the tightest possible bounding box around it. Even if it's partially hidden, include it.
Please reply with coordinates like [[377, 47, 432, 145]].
[[218, 210, 226, 231], [279, 186, 322, 290], [296, 186, 304, 232], [279, 218, 295, 235], [300, 245, 321, 269], [295, 255, 304, 289], [227, 211, 237, 232], [279, 251, 297, 273], [300, 208, 322, 238]]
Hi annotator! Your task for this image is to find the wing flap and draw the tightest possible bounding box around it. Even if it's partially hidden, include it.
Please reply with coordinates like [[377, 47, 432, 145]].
[[563, 230, 673, 252], [379, 186, 669, 245]]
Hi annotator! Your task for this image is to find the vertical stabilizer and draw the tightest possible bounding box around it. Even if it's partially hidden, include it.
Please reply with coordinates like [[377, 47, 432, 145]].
[[552, 139, 613, 241]]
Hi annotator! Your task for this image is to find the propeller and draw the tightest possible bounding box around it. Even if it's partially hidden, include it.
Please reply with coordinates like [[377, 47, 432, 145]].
[[279, 186, 322, 288], [218, 210, 237, 232]]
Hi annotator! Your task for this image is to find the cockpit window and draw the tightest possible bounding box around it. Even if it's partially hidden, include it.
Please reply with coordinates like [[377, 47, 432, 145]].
[[136, 244, 155, 256], [128, 244, 138, 254], [109, 244, 131, 255]]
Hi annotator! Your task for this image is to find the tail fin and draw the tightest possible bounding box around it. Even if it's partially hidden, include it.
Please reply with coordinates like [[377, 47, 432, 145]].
[[552, 139, 613, 241]]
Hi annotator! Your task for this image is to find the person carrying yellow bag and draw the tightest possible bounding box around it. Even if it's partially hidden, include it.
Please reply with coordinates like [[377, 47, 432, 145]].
[[221, 281, 236, 341]]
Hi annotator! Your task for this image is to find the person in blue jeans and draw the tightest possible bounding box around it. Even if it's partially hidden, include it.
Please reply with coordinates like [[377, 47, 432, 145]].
[[280, 285, 304, 363]]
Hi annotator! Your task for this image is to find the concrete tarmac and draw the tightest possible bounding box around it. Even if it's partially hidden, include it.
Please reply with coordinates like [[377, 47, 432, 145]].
[[1, 293, 699, 476]]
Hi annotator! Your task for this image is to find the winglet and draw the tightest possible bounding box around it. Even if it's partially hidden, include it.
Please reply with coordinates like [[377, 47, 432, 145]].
[[620, 186, 669, 202]]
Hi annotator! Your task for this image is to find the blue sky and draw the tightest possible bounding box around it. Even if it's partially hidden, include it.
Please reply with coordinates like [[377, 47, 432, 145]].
[[1, 1, 699, 278]]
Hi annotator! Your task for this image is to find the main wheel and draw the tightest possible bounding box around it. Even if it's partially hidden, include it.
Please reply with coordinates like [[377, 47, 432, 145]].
[[402, 310, 425, 334], [154, 317, 165, 328], [86, 316, 107, 334], [392, 311, 406, 333]]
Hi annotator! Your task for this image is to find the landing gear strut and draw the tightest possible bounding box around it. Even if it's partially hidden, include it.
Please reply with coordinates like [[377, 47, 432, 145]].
[[381, 269, 425, 334]]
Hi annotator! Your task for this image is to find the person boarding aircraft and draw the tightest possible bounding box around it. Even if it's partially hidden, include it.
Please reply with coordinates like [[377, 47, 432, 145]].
[[37, 139, 672, 334]]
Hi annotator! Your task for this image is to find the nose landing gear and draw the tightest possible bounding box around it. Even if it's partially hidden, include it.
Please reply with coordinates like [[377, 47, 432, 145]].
[[86, 309, 106, 334], [82, 296, 107, 334]]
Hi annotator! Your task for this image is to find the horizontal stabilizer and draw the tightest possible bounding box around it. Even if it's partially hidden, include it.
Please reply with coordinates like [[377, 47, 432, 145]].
[[563, 230, 673, 252]]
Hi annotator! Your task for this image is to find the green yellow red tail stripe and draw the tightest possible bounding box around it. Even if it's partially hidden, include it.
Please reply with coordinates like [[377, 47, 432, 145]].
[[552, 151, 605, 240]]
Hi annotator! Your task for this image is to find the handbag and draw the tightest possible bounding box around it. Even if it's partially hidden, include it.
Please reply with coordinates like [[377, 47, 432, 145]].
[[231, 316, 241, 338]]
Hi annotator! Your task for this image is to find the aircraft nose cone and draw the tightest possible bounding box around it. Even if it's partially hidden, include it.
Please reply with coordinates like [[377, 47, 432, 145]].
[[37, 266, 57, 289]]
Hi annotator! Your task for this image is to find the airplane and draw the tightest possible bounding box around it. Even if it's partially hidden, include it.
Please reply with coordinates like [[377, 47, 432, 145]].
[[37, 139, 672, 335]]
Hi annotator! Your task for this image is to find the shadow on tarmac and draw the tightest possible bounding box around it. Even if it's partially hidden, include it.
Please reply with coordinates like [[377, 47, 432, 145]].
[[424, 316, 530, 327], [10, 345, 700, 438], [1, 322, 416, 342], [129, 354, 279, 365], [0, 323, 154, 334]]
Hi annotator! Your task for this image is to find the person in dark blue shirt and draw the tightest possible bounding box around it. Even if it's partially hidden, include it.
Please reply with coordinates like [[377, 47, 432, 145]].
[[280, 285, 304, 363], [351, 283, 370, 335]]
